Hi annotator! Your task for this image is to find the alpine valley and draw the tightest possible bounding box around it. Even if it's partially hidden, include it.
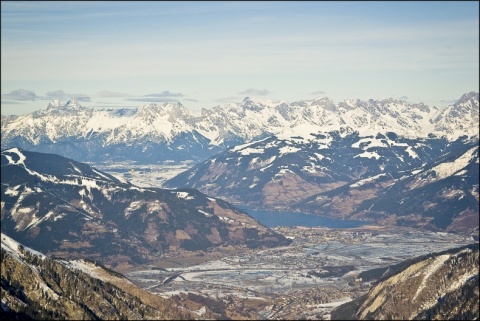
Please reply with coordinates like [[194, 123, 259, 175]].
[[1, 92, 479, 320], [2, 93, 479, 234], [163, 92, 479, 234]]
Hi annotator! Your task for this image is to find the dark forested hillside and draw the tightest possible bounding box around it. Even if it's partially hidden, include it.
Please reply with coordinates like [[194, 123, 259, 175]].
[[1, 148, 290, 266]]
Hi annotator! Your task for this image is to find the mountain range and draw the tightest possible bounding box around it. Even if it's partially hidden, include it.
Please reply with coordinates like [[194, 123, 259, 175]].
[[1, 91, 478, 319], [0, 148, 290, 267], [1, 92, 478, 164], [165, 128, 479, 233], [2, 93, 478, 235]]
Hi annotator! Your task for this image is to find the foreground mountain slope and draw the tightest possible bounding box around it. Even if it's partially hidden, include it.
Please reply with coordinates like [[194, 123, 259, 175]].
[[1, 93, 477, 163], [331, 243, 479, 320], [1, 233, 192, 320], [1, 148, 290, 266]]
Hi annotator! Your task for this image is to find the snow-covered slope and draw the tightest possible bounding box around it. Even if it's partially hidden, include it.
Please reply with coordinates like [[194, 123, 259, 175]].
[[1, 93, 478, 163]]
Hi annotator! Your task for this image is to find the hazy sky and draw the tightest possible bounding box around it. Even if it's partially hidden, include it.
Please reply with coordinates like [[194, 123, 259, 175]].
[[1, 1, 479, 115]]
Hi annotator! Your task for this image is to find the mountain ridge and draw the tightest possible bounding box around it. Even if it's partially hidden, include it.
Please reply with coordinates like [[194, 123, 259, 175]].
[[165, 131, 479, 234], [1, 148, 290, 267], [1, 232, 193, 320], [331, 243, 479, 320], [2, 92, 478, 163]]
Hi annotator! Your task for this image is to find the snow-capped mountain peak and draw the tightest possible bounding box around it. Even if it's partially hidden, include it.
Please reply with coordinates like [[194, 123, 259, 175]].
[[65, 99, 81, 108], [1, 93, 478, 163], [455, 91, 479, 107]]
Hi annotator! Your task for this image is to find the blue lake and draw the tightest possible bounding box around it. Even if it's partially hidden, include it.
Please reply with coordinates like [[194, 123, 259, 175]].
[[240, 207, 368, 228]]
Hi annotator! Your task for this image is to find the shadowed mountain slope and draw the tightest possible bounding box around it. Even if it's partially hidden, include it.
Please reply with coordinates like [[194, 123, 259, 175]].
[[1, 148, 290, 266]]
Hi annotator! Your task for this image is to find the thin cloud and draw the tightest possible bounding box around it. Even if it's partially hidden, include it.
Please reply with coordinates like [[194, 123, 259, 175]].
[[144, 91, 184, 98], [438, 99, 458, 105], [94, 90, 131, 98], [125, 97, 180, 103], [311, 90, 326, 95], [1, 100, 25, 105], [124, 90, 185, 103], [1, 89, 38, 101], [238, 88, 270, 96], [183, 98, 198, 102], [399, 95, 409, 100], [45, 89, 91, 102]]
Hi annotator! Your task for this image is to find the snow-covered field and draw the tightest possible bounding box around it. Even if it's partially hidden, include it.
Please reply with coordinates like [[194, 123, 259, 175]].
[[93, 160, 193, 188]]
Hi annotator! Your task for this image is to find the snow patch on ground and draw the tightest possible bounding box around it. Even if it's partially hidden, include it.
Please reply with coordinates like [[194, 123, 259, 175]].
[[69, 162, 83, 174], [3, 148, 27, 165], [279, 146, 301, 155], [231, 137, 270, 152], [405, 146, 419, 159], [315, 153, 325, 160], [4, 185, 21, 197], [1, 232, 46, 260], [350, 174, 386, 188], [192, 306, 206, 316], [352, 138, 388, 149], [198, 209, 213, 217], [124, 201, 143, 218], [237, 147, 265, 155], [275, 123, 324, 142], [412, 254, 451, 301], [92, 168, 113, 181], [176, 191, 195, 200], [431, 146, 477, 180], [354, 151, 381, 160]]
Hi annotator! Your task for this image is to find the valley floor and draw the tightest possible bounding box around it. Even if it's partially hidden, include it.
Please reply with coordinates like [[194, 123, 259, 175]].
[[118, 225, 474, 320], [93, 160, 193, 187]]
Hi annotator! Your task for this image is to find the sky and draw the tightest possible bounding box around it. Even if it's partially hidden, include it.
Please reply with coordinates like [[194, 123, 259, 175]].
[[1, 1, 479, 115]]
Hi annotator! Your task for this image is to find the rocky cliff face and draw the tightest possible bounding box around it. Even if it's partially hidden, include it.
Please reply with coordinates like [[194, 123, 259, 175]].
[[331, 243, 479, 320]]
